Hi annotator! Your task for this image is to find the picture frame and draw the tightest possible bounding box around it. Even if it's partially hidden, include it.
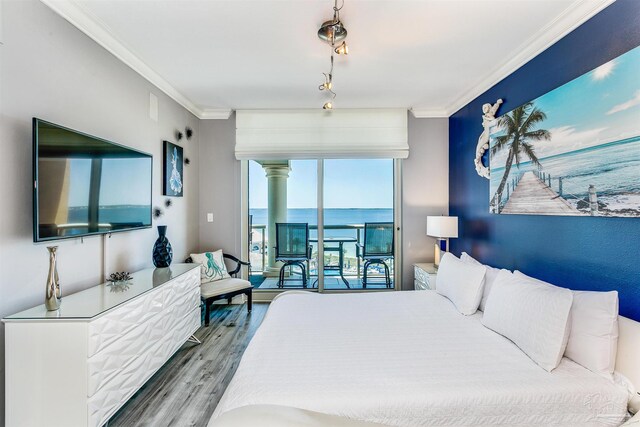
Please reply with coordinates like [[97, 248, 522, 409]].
[[163, 140, 184, 197], [489, 44, 640, 217]]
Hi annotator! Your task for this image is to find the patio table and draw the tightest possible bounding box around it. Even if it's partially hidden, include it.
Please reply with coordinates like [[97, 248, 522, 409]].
[[310, 236, 357, 288]]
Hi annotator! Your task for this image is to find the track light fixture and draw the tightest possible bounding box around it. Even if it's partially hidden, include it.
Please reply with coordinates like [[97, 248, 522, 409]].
[[317, 0, 348, 109]]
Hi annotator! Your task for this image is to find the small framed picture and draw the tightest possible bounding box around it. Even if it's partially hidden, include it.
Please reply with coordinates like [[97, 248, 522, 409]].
[[163, 141, 183, 197]]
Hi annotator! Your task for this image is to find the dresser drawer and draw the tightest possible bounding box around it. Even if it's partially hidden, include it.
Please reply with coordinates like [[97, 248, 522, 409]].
[[87, 306, 200, 426], [415, 280, 429, 290], [88, 289, 165, 357]]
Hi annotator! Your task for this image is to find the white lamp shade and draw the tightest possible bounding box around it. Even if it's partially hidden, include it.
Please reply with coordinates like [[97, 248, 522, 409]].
[[426, 216, 458, 238]]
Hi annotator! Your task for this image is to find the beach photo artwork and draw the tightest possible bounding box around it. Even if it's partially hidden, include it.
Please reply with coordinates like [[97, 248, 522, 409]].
[[489, 44, 640, 217]]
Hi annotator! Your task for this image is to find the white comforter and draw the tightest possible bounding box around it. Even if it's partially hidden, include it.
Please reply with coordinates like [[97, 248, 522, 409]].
[[212, 291, 629, 426]]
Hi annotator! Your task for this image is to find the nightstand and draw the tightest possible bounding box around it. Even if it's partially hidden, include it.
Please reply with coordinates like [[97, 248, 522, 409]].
[[414, 263, 437, 290]]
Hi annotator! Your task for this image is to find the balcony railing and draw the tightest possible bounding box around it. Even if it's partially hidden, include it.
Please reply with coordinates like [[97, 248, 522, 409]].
[[249, 224, 393, 280]]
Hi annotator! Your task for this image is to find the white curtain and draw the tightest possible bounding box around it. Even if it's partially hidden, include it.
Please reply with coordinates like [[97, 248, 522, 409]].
[[235, 109, 409, 160]]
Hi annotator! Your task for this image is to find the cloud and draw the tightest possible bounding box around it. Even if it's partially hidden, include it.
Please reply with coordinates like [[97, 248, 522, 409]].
[[592, 60, 616, 81], [606, 90, 640, 115]]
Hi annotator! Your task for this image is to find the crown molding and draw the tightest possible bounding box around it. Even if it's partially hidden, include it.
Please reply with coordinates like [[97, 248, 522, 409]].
[[410, 108, 449, 118], [39, 0, 233, 119], [199, 109, 234, 120], [441, 0, 615, 117], [42, 0, 613, 121]]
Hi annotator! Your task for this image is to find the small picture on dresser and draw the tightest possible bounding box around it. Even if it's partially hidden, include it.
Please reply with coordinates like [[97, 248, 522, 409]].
[[163, 141, 183, 197]]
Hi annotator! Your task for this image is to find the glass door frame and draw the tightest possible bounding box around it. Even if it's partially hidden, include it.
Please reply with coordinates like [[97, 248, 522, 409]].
[[241, 159, 402, 301]]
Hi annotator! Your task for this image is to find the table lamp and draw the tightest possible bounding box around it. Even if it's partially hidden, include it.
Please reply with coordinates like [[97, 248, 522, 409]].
[[426, 216, 458, 267]]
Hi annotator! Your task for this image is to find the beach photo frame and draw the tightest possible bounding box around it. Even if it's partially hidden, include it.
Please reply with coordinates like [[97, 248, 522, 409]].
[[163, 140, 184, 197], [489, 44, 640, 217]]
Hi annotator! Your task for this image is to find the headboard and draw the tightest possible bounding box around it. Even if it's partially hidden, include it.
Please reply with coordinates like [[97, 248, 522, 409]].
[[617, 316, 640, 413]]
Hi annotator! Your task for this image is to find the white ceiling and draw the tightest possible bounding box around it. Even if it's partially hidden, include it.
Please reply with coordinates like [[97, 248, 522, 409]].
[[43, 0, 614, 118]]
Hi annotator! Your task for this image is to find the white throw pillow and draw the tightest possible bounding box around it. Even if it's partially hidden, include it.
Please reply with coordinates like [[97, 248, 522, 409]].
[[514, 271, 619, 378], [482, 270, 573, 372], [460, 252, 502, 312], [190, 250, 230, 283], [435, 252, 486, 316]]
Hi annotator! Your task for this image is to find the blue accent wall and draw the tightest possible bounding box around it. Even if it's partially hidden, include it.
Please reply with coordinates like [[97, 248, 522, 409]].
[[449, 0, 640, 321]]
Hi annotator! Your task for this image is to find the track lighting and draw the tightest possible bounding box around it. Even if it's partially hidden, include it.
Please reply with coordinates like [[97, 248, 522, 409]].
[[317, 0, 348, 109], [334, 41, 348, 55]]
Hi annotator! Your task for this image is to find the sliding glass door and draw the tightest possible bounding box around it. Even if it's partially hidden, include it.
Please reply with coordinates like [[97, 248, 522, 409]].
[[322, 159, 395, 290], [246, 159, 398, 295]]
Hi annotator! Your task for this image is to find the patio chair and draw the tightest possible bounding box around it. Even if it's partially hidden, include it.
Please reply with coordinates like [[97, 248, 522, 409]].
[[356, 222, 394, 289], [185, 253, 252, 326], [275, 223, 312, 288]]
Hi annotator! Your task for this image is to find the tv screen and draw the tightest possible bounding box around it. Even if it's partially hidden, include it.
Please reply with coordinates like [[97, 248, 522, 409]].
[[33, 118, 152, 242]]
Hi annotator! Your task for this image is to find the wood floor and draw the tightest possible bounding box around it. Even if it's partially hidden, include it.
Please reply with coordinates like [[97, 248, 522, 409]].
[[108, 303, 269, 427]]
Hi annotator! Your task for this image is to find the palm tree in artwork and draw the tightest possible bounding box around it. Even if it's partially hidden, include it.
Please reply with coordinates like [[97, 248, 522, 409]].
[[491, 101, 551, 203]]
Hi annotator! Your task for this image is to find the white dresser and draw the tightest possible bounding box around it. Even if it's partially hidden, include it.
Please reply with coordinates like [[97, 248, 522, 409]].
[[3, 263, 201, 427], [414, 262, 438, 290]]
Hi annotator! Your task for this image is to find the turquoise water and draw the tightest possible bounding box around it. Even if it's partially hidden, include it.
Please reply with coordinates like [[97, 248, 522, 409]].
[[491, 136, 640, 214]]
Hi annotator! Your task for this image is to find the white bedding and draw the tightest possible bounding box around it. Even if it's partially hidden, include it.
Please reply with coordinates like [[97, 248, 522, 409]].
[[212, 291, 629, 426]]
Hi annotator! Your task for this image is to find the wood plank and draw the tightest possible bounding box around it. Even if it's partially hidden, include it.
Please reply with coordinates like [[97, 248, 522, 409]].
[[501, 171, 582, 215], [107, 303, 269, 427]]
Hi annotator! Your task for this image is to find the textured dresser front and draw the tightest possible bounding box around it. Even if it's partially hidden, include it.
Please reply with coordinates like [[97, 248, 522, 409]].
[[4, 266, 201, 427]]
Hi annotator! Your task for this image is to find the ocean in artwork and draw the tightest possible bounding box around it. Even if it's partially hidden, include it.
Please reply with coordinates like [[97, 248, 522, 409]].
[[489, 43, 640, 217]]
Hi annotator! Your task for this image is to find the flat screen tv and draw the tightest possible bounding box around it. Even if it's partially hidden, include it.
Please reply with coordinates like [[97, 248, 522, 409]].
[[33, 118, 152, 242]]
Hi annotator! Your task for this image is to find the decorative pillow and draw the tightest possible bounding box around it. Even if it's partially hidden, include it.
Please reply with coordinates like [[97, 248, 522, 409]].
[[482, 270, 573, 372], [513, 271, 619, 378], [435, 252, 486, 316], [460, 252, 502, 312], [190, 250, 230, 283]]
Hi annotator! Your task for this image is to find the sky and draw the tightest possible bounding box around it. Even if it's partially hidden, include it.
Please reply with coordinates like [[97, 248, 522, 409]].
[[249, 159, 394, 209], [491, 43, 640, 166]]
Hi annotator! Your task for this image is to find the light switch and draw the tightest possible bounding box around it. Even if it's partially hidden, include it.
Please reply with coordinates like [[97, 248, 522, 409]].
[[207, 213, 214, 222]]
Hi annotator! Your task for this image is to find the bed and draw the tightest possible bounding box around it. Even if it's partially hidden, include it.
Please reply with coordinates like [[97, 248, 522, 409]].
[[210, 290, 631, 426]]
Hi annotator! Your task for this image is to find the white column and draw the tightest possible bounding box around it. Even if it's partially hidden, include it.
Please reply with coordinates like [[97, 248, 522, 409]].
[[262, 163, 290, 276]]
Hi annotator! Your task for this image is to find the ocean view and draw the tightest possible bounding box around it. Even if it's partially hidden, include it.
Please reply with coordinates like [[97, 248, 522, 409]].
[[249, 208, 393, 263]]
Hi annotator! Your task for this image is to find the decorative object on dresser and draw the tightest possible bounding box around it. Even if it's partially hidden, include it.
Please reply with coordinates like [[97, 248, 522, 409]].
[[163, 140, 184, 197], [186, 252, 252, 326], [414, 262, 437, 290], [2, 264, 201, 427], [44, 245, 61, 311], [426, 216, 458, 267], [152, 225, 173, 267], [108, 271, 133, 285]]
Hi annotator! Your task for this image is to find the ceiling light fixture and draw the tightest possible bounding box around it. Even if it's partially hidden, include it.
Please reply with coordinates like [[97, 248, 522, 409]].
[[317, 0, 348, 109]]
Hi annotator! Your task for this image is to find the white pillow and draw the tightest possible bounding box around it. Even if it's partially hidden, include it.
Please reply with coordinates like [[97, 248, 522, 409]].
[[513, 271, 619, 378], [190, 250, 230, 283], [482, 270, 573, 372], [460, 252, 502, 311], [435, 252, 486, 316]]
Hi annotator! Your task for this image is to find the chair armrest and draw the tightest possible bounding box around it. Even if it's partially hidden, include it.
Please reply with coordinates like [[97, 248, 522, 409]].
[[308, 245, 313, 259], [355, 243, 363, 258], [223, 253, 251, 276]]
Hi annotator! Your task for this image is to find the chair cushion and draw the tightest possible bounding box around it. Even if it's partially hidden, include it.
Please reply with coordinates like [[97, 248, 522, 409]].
[[201, 278, 252, 299]]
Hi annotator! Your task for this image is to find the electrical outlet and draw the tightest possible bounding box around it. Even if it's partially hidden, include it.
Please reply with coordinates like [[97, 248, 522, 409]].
[[207, 213, 214, 223]]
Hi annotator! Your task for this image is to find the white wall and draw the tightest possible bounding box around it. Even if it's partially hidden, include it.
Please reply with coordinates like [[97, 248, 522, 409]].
[[198, 115, 241, 255], [198, 113, 449, 290], [0, 1, 200, 423], [402, 116, 449, 288]]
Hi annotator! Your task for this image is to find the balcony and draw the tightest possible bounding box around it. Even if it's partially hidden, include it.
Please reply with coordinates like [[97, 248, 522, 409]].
[[249, 224, 394, 290]]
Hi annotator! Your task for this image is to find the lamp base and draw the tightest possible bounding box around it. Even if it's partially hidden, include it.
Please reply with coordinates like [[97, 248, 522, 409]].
[[433, 239, 448, 268]]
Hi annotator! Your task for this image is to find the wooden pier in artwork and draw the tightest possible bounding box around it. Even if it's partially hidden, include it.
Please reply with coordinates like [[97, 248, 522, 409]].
[[501, 171, 583, 215]]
